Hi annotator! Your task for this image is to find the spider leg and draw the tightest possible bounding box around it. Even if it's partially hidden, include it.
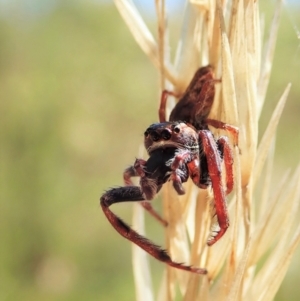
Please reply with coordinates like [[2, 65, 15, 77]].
[[187, 156, 213, 189], [100, 186, 207, 274], [139, 201, 168, 227], [158, 90, 179, 122], [205, 119, 239, 146], [124, 158, 167, 226], [217, 136, 234, 195], [198, 130, 229, 246]]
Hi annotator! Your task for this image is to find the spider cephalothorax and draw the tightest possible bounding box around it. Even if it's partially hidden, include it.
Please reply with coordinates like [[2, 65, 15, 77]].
[[100, 65, 238, 274]]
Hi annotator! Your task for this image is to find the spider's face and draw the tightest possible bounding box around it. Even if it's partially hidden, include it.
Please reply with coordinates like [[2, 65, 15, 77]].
[[144, 121, 199, 155]]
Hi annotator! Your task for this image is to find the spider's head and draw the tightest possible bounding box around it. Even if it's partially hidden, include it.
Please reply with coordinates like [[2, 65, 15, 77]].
[[144, 121, 198, 155]]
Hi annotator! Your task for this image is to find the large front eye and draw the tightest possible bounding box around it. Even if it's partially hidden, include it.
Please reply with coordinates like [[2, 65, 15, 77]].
[[161, 129, 171, 140], [150, 131, 160, 141]]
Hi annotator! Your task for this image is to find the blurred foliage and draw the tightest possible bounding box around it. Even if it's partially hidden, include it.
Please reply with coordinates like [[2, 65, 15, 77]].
[[0, 1, 299, 301]]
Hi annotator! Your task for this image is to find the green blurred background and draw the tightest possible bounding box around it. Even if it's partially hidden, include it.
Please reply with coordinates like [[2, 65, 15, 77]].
[[1, 1, 299, 300]]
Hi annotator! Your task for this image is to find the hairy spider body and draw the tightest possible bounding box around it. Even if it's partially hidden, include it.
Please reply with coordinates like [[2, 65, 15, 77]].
[[100, 65, 238, 273]]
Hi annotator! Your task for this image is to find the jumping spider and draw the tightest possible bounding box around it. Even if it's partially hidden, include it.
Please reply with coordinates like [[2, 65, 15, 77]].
[[100, 65, 238, 274]]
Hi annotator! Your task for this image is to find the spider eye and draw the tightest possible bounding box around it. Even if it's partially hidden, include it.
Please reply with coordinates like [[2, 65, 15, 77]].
[[150, 131, 160, 141], [174, 127, 180, 133], [161, 129, 171, 140], [144, 130, 149, 138]]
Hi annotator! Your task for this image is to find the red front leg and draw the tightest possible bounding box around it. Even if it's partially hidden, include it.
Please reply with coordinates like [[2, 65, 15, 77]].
[[217, 136, 234, 195], [100, 187, 207, 274], [186, 158, 211, 190], [198, 130, 229, 246]]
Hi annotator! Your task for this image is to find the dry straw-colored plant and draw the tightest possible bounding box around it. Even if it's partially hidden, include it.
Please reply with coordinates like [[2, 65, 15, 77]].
[[114, 0, 300, 300]]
